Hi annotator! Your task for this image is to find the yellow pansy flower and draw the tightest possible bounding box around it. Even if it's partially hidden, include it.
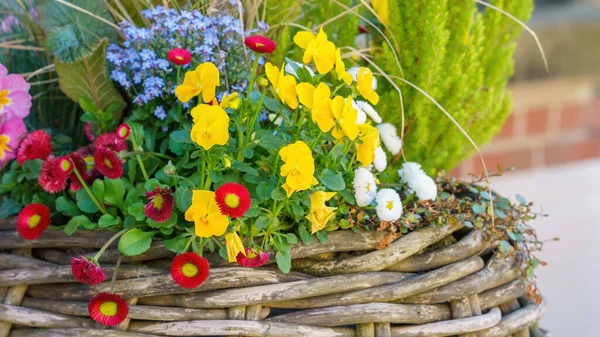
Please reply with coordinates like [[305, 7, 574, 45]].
[[335, 49, 352, 85], [265, 62, 299, 109], [306, 191, 337, 234], [312, 97, 336, 133], [330, 96, 359, 141], [225, 232, 246, 263], [219, 92, 240, 109], [279, 141, 318, 197], [296, 82, 330, 111], [372, 0, 389, 26], [356, 123, 381, 167], [294, 28, 336, 75], [190, 104, 230, 150], [356, 67, 379, 105], [185, 190, 229, 238], [175, 62, 220, 103]]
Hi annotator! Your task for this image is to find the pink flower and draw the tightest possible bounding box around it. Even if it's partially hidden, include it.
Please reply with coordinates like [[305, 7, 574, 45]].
[[0, 63, 32, 122], [0, 118, 27, 169]]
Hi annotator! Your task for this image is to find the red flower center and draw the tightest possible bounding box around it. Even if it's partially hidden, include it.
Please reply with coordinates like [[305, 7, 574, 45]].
[[99, 301, 118, 317], [181, 262, 199, 277]]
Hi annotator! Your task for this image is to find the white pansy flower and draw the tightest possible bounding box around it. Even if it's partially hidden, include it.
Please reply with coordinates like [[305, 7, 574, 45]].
[[376, 123, 403, 155], [348, 67, 377, 90], [375, 188, 403, 222], [285, 61, 315, 78], [398, 162, 438, 201], [352, 100, 367, 124], [353, 167, 377, 207], [372, 147, 387, 172], [355, 101, 382, 123]]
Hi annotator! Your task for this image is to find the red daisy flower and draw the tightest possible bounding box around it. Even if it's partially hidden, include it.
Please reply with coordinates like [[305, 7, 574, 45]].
[[16, 130, 52, 165], [16, 203, 51, 240], [244, 35, 276, 54], [93, 133, 128, 152], [57, 156, 74, 176], [145, 186, 174, 223], [38, 156, 68, 193], [67, 153, 88, 191], [236, 248, 269, 268], [170, 253, 210, 289], [167, 48, 192, 66], [71, 256, 107, 285], [94, 147, 123, 180], [115, 124, 131, 140], [215, 182, 251, 218], [88, 292, 129, 326]]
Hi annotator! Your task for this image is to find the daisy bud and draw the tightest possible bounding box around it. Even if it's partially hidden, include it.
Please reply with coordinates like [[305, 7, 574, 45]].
[[257, 77, 269, 88], [57, 156, 74, 176], [167, 48, 192, 66], [164, 161, 176, 175], [71, 256, 107, 285], [236, 248, 269, 268], [244, 35, 276, 54], [115, 124, 131, 140]]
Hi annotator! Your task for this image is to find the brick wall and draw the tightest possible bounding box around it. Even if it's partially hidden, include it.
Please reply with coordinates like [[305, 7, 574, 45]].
[[452, 76, 600, 177]]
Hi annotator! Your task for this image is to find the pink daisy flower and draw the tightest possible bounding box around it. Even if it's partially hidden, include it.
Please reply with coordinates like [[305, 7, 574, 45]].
[[0, 63, 32, 122], [0, 118, 27, 169]]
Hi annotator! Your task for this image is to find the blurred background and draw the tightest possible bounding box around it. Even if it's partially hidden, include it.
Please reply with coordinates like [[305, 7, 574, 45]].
[[454, 0, 600, 335]]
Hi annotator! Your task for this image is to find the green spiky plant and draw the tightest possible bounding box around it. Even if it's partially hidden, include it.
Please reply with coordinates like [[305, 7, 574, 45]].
[[375, 0, 534, 173]]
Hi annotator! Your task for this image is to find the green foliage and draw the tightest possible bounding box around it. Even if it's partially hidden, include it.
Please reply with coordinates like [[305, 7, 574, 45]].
[[38, 0, 116, 63], [55, 39, 126, 120], [375, 0, 534, 173]]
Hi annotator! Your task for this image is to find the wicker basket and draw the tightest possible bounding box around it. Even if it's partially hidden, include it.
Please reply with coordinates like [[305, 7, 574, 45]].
[[0, 217, 547, 337]]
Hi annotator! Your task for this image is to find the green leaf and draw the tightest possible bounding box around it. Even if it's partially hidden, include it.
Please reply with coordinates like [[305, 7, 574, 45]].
[[242, 147, 254, 159], [64, 215, 92, 235], [275, 250, 291, 274], [170, 130, 192, 143], [471, 204, 485, 215], [39, 0, 116, 63], [256, 133, 283, 151], [164, 235, 187, 253], [233, 161, 259, 176], [0, 198, 21, 219], [175, 187, 192, 213], [21, 159, 43, 180], [298, 224, 313, 245], [98, 214, 120, 228], [271, 187, 287, 201], [256, 181, 273, 200], [54, 39, 125, 119], [340, 189, 356, 204], [499, 240, 511, 253], [92, 179, 105, 202], [316, 230, 328, 244], [148, 213, 178, 229], [127, 202, 146, 221], [210, 170, 223, 183], [56, 196, 80, 216], [104, 178, 125, 207], [283, 233, 298, 244], [319, 169, 346, 191], [76, 189, 99, 213], [118, 229, 157, 256], [144, 179, 161, 191], [254, 216, 269, 230], [515, 194, 527, 205]]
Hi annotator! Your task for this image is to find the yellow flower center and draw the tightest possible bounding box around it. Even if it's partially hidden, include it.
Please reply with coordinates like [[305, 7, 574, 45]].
[[181, 262, 199, 277], [224, 193, 240, 208], [99, 301, 118, 317], [247, 250, 257, 259], [60, 159, 72, 172], [28, 214, 41, 229], [0, 135, 11, 159], [0, 89, 11, 110], [153, 194, 164, 210], [386, 201, 394, 210], [104, 158, 113, 168], [366, 183, 371, 192], [256, 43, 264, 47], [176, 55, 184, 61]]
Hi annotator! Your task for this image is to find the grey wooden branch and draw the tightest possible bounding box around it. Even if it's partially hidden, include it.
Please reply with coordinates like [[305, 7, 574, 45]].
[[479, 279, 527, 311], [0, 219, 15, 231], [0, 254, 56, 270], [386, 231, 488, 272], [294, 224, 462, 275], [139, 271, 412, 308], [8, 329, 158, 337], [397, 256, 520, 304], [268, 256, 483, 309], [27, 268, 312, 300], [484, 301, 547, 337], [127, 320, 356, 337], [390, 307, 502, 337], [0, 265, 164, 287], [266, 303, 452, 326], [0, 230, 116, 249], [0, 304, 94, 328]]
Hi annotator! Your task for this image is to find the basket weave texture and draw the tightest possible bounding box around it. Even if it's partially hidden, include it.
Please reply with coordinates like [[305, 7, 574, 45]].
[[0, 218, 547, 337]]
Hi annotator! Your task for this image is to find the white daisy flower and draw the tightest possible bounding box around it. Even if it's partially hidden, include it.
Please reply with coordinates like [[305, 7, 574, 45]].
[[353, 167, 377, 207], [376, 123, 403, 155], [352, 100, 367, 124], [375, 188, 403, 222], [285, 61, 315, 78], [355, 101, 382, 124], [348, 67, 377, 90], [398, 162, 438, 201], [372, 147, 387, 172]]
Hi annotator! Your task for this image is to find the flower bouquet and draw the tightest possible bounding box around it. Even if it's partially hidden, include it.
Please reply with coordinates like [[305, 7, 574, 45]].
[[0, 2, 548, 336]]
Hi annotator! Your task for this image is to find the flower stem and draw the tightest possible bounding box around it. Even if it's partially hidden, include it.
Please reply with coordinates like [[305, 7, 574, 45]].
[[110, 255, 123, 293], [247, 56, 261, 92], [123, 151, 175, 161], [93, 228, 128, 261], [72, 166, 107, 214], [184, 234, 197, 252], [176, 66, 183, 128], [238, 90, 266, 161], [130, 137, 150, 181]]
